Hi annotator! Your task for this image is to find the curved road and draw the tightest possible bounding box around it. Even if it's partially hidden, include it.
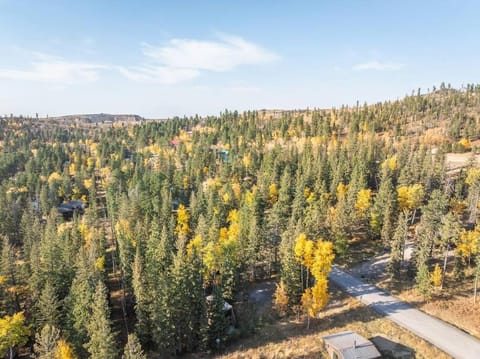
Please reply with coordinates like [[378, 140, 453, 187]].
[[330, 267, 480, 359]]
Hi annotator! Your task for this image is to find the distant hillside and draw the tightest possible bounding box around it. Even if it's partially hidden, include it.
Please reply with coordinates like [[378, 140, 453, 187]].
[[45, 113, 144, 124]]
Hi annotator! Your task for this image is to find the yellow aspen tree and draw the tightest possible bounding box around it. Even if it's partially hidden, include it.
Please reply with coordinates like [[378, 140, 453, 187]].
[[83, 178, 94, 190], [310, 240, 335, 280], [294, 233, 314, 290], [457, 230, 480, 265], [186, 235, 203, 258], [231, 182, 242, 201], [0, 312, 30, 358], [268, 183, 279, 205], [381, 155, 398, 172], [430, 264, 442, 288], [336, 182, 348, 200], [48, 172, 62, 185], [273, 281, 289, 316], [397, 184, 424, 211], [202, 242, 221, 282], [55, 340, 77, 359], [242, 153, 252, 168], [301, 287, 314, 329], [175, 204, 190, 238], [355, 189, 372, 218], [295, 234, 335, 328], [309, 278, 329, 316], [397, 184, 424, 223], [294, 233, 308, 265]]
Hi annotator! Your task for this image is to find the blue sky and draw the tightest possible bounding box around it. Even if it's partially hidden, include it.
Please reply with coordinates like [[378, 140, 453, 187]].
[[0, 0, 478, 118]]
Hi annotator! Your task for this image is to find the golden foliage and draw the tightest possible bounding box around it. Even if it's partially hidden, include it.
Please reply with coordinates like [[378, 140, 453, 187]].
[[310, 240, 335, 280], [466, 168, 480, 187], [336, 183, 348, 200], [450, 199, 467, 216], [355, 189, 372, 216], [301, 278, 329, 318], [0, 312, 30, 355], [295, 234, 334, 320], [182, 175, 189, 190], [222, 192, 231, 204], [202, 241, 221, 276], [186, 235, 203, 258], [268, 183, 279, 205], [115, 219, 133, 248], [95, 256, 105, 272], [242, 153, 252, 168], [175, 204, 190, 238], [83, 178, 94, 190], [86, 157, 95, 169], [231, 182, 242, 201], [381, 156, 398, 171], [430, 264, 442, 288], [273, 282, 289, 316], [397, 184, 424, 211], [458, 138, 472, 151], [457, 230, 480, 260], [48, 172, 63, 185], [55, 340, 77, 359]]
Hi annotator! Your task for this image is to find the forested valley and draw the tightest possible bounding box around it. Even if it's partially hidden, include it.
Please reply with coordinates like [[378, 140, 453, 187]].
[[2, 84, 480, 358]]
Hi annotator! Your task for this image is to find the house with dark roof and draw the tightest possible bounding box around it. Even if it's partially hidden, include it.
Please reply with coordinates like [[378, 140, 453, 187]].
[[322, 331, 381, 359], [57, 200, 85, 219]]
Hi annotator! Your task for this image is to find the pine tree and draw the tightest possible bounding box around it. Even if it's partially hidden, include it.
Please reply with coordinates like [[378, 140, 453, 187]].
[[416, 262, 433, 299], [34, 324, 60, 358], [267, 167, 293, 265], [85, 280, 117, 359], [278, 226, 302, 305], [371, 176, 396, 242], [35, 281, 61, 329], [131, 244, 149, 343], [439, 212, 460, 282], [122, 334, 146, 359], [65, 252, 94, 353], [388, 212, 409, 278], [145, 222, 174, 352], [0, 237, 19, 313], [204, 285, 229, 351]]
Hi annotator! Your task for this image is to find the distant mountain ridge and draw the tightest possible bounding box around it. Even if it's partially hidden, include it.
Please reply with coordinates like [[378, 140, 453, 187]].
[[46, 113, 144, 124]]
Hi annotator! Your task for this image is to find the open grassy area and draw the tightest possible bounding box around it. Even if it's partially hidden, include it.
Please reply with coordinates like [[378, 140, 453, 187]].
[[202, 286, 451, 359]]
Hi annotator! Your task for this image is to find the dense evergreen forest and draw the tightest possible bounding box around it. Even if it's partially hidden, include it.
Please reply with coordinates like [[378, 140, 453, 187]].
[[2, 84, 480, 358]]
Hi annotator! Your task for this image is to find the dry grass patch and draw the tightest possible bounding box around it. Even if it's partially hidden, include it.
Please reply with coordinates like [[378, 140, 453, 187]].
[[209, 286, 450, 359], [383, 277, 480, 339]]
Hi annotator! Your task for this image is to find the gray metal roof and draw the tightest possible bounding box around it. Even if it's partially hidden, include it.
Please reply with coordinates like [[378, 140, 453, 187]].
[[323, 331, 381, 359]]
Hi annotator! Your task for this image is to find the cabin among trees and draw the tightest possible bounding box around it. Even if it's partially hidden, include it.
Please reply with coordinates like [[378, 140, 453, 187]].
[[57, 200, 85, 219]]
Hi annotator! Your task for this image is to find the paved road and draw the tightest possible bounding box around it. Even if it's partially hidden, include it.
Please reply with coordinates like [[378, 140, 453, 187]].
[[350, 242, 414, 281], [330, 267, 480, 359]]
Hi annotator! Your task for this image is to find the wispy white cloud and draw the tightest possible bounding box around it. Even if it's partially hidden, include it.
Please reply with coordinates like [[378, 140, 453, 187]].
[[119, 34, 279, 84], [0, 53, 105, 83], [0, 34, 278, 85], [117, 65, 200, 84], [353, 61, 405, 71]]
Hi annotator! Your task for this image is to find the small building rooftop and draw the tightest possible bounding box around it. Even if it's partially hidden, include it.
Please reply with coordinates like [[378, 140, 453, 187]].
[[323, 331, 381, 359]]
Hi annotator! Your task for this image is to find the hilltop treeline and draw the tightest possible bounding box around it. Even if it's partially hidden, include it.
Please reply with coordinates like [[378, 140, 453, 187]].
[[1, 84, 480, 357]]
